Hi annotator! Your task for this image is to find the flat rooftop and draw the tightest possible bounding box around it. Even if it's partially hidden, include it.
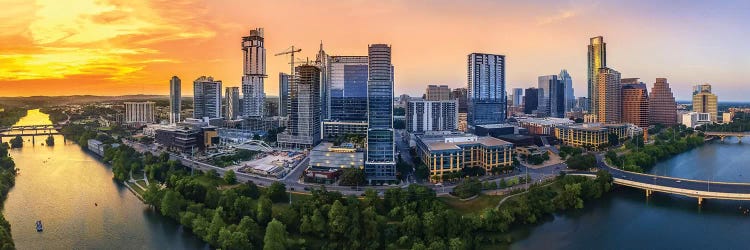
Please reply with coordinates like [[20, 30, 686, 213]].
[[418, 133, 513, 151]]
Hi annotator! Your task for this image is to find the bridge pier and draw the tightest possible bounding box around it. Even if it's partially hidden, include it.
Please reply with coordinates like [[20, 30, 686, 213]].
[[645, 189, 653, 197], [719, 136, 725, 142], [698, 197, 703, 206], [739, 136, 743, 143]]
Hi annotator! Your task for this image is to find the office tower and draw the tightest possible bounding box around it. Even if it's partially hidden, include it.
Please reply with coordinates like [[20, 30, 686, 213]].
[[576, 97, 589, 111], [596, 68, 621, 123], [317, 43, 329, 120], [124, 102, 155, 124], [649, 78, 677, 126], [224, 87, 240, 120], [512, 88, 524, 107], [524, 88, 539, 114], [538, 75, 565, 118], [559, 69, 575, 111], [451, 88, 468, 113], [425, 85, 451, 101], [279, 73, 290, 117], [588, 36, 606, 116], [277, 65, 322, 149], [325, 56, 369, 121], [241, 28, 266, 118], [692, 83, 718, 123], [621, 78, 649, 128], [406, 100, 458, 133], [169, 76, 181, 124], [193, 76, 222, 119], [467, 53, 506, 128], [365, 44, 396, 183]]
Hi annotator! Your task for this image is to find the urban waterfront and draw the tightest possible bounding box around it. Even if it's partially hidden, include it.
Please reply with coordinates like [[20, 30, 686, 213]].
[[512, 137, 750, 249], [3, 110, 207, 249]]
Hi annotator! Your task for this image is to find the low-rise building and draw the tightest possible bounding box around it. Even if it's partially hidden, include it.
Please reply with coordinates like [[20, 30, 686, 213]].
[[415, 132, 513, 182], [87, 139, 119, 157], [308, 143, 364, 169], [681, 112, 711, 128], [554, 123, 630, 149], [517, 117, 574, 135]]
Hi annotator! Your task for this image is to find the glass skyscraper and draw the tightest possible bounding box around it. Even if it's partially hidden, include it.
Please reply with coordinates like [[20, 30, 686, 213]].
[[169, 76, 181, 124], [467, 53, 506, 129], [538, 75, 565, 118], [588, 36, 606, 117], [559, 69, 574, 112], [279, 73, 289, 117], [193, 76, 222, 119], [326, 56, 369, 122], [365, 44, 396, 183]]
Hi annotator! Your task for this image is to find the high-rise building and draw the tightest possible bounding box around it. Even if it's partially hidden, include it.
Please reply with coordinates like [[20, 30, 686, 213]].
[[524, 88, 539, 114], [692, 83, 718, 123], [621, 79, 649, 128], [125, 102, 155, 124], [512, 88, 524, 107], [649, 78, 677, 126], [193, 76, 223, 119], [325, 56, 369, 122], [406, 100, 458, 133], [365, 44, 396, 183], [225, 87, 240, 120], [576, 97, 589, 112], [451, 88, 468, 113], [588, 36, 607, 116], [279, 73, 290, 117], [241, 28, 266, 118], [596, 68, 621, 123], [317, 43, 329, 120], [425, 85, 451, 101], [277, 65, 322, 149], [559, 69, 575, 112], [537, 75, 565, 118], [467, 53, 506, 129], [169, 76, 181, 124]]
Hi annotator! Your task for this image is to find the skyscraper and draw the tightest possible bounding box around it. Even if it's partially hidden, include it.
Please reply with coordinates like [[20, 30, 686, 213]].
[[125, 102, 156, 124], [621, 79, 649, 128], [649, 78, 677, 126], [225, 87, 240, 120], [537, 75, 565, 118], [317, 42, 329, 120], [169, 76, 181, 124], [524, 88, 539, 114], [467, 53, 506, 129], [450, 88, 468, 113], [425, 85, 451, 101], [193, 76, 222, 119], [277, 65, 322, 149], [279, 73, 290, 117], [588, 36, 606, 116], [596, 68, 621, 124], [365, 44, 396, 183], [512, 88, 524, 107], [559, 69, 575, 112], [692, 83, 718, 123], [406, 100, 458, 133], [241, 28, 266, 118], [326, 56, 369, 122]]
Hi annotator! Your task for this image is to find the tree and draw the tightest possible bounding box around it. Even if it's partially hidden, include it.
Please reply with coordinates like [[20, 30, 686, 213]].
[[224, 170, 237, 184], [266, 182, 287, 202], [142, 183, 164, 207], [256, 196, 273, 225], [9, 136, 22, 148], [45, 135, 55, 146], [554, 183, 584, 210], [160, 190, 183, 219], [327, 200, 350, 239], [310, 209, 327, 237], [339, 168, 366, 186], [263, 219, 288, 250], [608, 133, 620, 146]]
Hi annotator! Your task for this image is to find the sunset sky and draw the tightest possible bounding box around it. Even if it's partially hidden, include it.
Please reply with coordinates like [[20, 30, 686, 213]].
[[1, 0, 749, 101]]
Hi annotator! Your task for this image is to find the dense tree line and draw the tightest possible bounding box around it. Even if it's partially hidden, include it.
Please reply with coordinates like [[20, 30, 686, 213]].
[[8, 137, 22, 149], [0, 108, 26, 127], [608, 127, 704, 172], [565, 153, 598, 170], [103, 145, 143, 181], [0, 143, 17, 249], [701, 112, 750, 132]]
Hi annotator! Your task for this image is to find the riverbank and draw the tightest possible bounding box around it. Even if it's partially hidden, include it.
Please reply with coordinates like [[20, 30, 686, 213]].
[[0, 143, 17, 249]]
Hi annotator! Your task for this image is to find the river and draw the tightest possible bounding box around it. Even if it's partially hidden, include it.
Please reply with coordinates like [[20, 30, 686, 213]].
[[3, 109, 207, 249], [512, 137, 750, 249]]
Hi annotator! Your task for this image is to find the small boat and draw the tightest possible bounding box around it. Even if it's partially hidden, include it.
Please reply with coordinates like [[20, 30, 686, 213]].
[[36, 220, 43, 232], [94, 203, 98, 206]]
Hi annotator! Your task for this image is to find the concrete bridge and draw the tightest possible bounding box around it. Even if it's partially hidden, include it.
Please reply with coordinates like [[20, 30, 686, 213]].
[[0, 124, 62, 142], [571, 164, 750, 205], [703, 131, 750, 142]]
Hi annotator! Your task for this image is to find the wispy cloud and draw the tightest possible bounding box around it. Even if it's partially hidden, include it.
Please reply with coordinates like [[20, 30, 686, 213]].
[[537, 10, 578, 25]]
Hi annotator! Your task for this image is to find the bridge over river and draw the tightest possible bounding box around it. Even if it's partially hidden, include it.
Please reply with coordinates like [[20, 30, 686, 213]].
[[0, 124, 62, 143], [703, 131, 750, 142]]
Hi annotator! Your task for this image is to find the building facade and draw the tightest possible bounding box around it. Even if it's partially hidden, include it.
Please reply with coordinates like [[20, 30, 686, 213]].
[[467, 53, 506, 128], [322, 121, 369, 138], [555, 123, 629, 149], [193, 76, 222, 119], [596, 67, 621, 123], [169, 76, 181, 124], [277, 65, 322, 149], [588, 36, 607, 117], [326, 56, 369, 122], [225, 87, 240, 120], [406, 100, 458, 133], [692, 84, 718, 123], [415, 133, 513, 182], [451, 87, 468, 113], [425, 85, 451, 101], [538, 75, 565, 118], [512, 88, 524, 107], [365, 44, 396, 182], [125, 102, 155, 124], [621, 79, 649, 128], [279, 72, 289, 117], [559, 69, 574, 112], [516, 117, 574, 135], [681, 112, 711, 128], [241, 28, 266, 118], [524, 88, 539, 114], [649, 78, 677, 126]]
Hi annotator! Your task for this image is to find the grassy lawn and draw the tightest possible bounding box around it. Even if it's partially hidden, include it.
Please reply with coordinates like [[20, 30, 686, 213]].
[[130, 182, 146, 196], [136, 180, 147, 188], [439, 194, 504, 215], [193, 174, 226, 188]]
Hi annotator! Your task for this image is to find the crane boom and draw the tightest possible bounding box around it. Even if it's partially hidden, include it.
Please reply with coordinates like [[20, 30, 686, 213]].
[[274, 46, 302, 76]]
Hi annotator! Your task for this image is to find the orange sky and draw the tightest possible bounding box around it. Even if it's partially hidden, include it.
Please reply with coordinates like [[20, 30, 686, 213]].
[[1, 0, 749, 101]]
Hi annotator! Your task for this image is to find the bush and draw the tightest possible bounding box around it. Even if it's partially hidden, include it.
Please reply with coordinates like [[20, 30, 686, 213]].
[[451, 178, 482, 199]]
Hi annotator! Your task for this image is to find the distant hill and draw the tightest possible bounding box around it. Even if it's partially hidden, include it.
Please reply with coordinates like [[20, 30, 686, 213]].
[[0, 95, 174, 108]]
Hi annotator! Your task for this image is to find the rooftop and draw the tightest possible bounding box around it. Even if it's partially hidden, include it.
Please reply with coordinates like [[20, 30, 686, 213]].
[[418, 133, 512, 151]]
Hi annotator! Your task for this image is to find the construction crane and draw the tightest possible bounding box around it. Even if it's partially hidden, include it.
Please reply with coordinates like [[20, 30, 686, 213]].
[[274, 46, 302, 76]]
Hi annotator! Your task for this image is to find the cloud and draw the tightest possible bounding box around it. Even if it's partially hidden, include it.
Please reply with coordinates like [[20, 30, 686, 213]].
[[537, 10, 578, 25]]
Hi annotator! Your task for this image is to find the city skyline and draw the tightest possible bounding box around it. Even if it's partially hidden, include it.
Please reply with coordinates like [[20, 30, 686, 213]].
[[1, 1, 749, 101]]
